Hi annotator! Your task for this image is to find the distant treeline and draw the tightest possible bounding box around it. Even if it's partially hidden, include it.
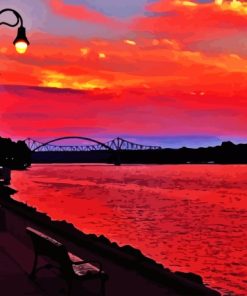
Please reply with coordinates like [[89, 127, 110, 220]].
[[32, 141, 247, 164], [117, 141, 247, 164], [0, 137, 31, 169]]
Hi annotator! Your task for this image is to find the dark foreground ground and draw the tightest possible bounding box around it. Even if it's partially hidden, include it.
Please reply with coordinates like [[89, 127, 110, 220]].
[[0, 186, 221, 296], [0, 231, 184, 296]]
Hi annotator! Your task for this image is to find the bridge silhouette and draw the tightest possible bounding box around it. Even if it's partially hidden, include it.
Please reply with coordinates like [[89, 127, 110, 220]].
[[25, 137, 162, 152]]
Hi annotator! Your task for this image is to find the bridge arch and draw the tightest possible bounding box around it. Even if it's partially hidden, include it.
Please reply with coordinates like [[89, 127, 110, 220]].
[[32, 136, 120, 165], [32, 136, 114, 152]]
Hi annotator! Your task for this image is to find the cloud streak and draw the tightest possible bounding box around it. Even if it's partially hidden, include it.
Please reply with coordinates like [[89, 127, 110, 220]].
[[1, 84, 246, 144]]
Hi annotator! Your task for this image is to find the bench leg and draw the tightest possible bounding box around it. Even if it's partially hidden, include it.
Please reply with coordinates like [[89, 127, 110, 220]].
[[66, 279, 73, 296], [101, 278, 106, 296], [29, 252, 38, 280]]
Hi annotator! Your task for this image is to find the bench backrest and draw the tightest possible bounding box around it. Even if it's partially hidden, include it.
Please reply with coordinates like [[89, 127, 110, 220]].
[[26, 227, 73, 274]]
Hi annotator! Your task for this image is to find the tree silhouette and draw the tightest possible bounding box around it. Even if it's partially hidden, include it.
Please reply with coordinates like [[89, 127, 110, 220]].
[[0, 137, 31, 169]]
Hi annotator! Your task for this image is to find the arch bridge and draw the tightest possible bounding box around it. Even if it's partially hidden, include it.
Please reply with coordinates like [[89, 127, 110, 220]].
[[25, 137, 162, 152]]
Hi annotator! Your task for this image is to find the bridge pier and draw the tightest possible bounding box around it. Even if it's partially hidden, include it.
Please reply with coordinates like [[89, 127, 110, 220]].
[[113, 151, 121, 166], [114, 160, 121, 166]]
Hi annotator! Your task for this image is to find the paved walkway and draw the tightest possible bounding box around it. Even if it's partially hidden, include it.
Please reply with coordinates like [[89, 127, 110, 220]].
[[0, 232, 45, 295], [0, 231, 181, 296]]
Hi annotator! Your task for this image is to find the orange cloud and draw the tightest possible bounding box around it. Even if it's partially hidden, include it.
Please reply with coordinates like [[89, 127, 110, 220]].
[[124, 40, 137, 46], [2, 2, 247, 100], [216, 0, 247, 14], [3, 29, 247, 96], [50, 0, 118, 26], [136, 0, 247, 43]]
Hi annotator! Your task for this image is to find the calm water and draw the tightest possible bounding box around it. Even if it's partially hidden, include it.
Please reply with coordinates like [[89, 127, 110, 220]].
[[11, 164, 247, 296]]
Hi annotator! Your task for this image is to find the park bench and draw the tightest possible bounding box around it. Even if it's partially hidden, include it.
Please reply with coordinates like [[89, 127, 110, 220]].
[[26, 227, 108, 295]]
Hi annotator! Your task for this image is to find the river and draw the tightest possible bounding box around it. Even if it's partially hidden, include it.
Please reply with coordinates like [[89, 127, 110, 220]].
[[11, 164, 247, 296]]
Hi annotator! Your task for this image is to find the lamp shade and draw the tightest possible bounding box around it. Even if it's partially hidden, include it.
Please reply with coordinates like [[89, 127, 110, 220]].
[[13, 26, 30, 54]]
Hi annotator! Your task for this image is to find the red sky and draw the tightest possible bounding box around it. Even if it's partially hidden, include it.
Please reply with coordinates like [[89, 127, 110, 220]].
[[1, 0, 247, 146]]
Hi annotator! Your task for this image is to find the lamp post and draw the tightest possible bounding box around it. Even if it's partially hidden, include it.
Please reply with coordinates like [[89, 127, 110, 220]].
[[0, 8, 30, 54]]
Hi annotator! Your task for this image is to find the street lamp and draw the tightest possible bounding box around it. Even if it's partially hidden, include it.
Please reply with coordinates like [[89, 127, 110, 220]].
[[0, 8, 30, 54]]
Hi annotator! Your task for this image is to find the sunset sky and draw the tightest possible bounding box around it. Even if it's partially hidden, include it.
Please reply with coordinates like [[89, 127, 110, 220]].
[[1, 0, 247, 147]]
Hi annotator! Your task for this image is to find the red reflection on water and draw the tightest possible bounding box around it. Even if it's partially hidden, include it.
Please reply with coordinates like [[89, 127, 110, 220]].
[[11, 164, 247, 295]]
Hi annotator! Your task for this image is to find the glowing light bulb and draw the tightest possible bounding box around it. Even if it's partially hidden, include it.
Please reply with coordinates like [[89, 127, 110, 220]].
[[15, 41, 28, 54], [13, 26, 30, 54]]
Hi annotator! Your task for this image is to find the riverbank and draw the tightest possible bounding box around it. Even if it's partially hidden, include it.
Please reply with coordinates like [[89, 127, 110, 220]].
[[0, 185, 221, 295]]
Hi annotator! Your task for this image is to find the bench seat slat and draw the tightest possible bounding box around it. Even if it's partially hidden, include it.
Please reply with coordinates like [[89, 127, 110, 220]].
[[68, 252, 84, 263], [26, 227, 62, 247], [73, 263, 100, 277]]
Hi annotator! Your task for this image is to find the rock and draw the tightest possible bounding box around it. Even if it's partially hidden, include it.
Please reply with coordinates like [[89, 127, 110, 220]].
[[175, 271, 203, 285]]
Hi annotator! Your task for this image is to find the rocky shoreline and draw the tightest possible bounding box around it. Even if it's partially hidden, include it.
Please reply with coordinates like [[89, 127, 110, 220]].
[[0, 185, 221, 296]]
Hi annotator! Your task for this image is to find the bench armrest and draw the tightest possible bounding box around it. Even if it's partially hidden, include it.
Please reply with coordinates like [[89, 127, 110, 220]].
[[72, 260, 103, 272]]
